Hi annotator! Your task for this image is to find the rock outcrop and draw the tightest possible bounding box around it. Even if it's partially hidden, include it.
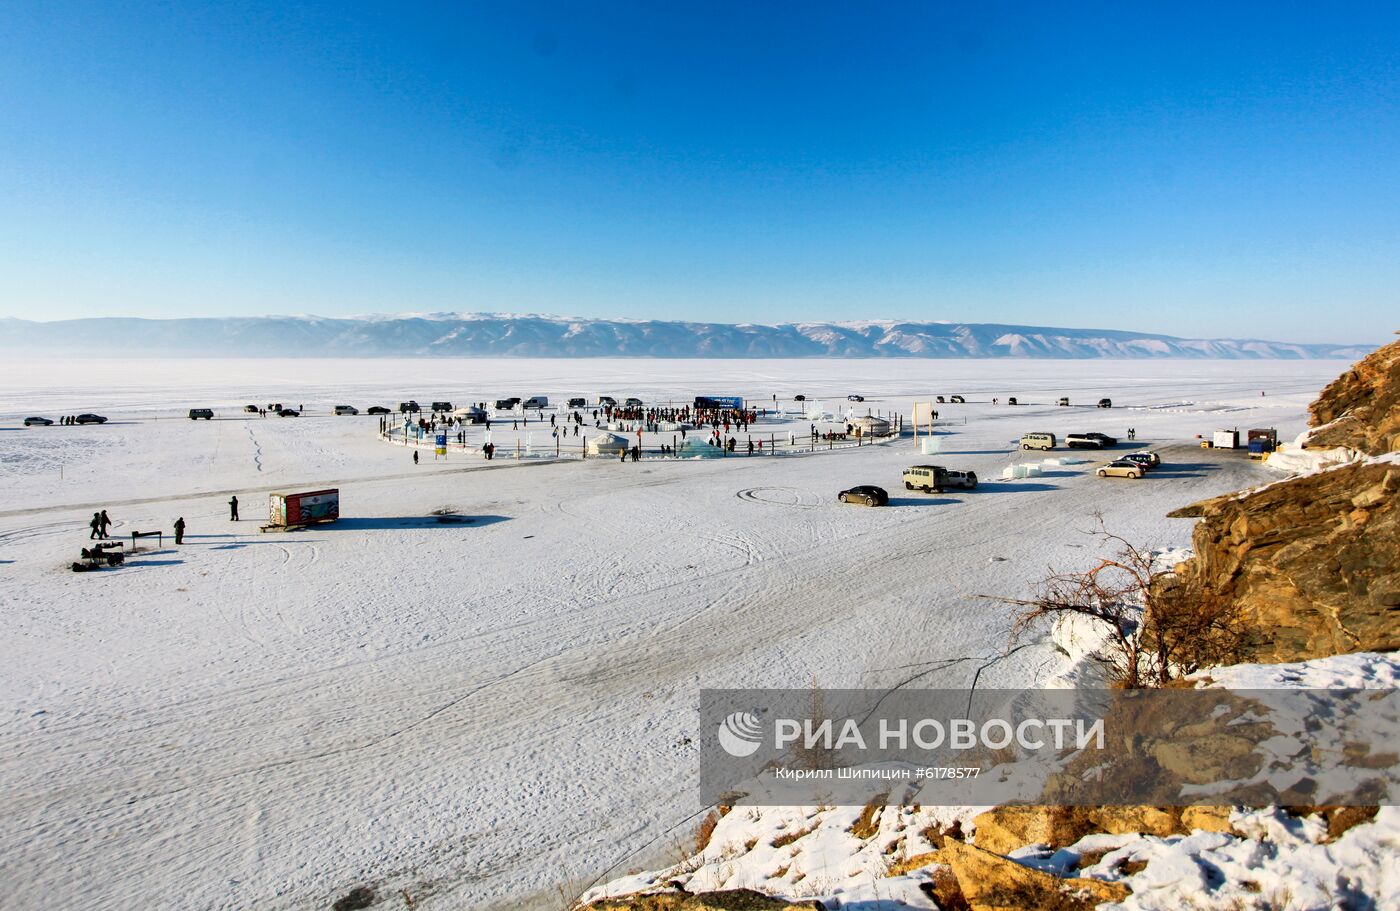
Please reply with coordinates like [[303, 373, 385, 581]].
[[1155, 336, 1400, 665], [1307, 333, 1400, 454], [582, 890, 826, 911], [940, 839, 1131, 911]]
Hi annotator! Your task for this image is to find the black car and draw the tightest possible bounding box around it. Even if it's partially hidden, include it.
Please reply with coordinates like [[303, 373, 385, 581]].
[[399, 401, 421, 413], [847, 394, 864, 402], [75, 413, 108, 425], [1098, 398, 1113, 408], [188, 408, 214, 420], [567, 397, 587, 409], [244, 404, 260, 413], [494, 397, 520, 410], [794, 394, 806, 401], [367, 406, 391, 415], [838, 485, 888, 507], [625, 397, 644, 407], [949, 395, 966, 404], [278, 408, 300, 417], [1084, 432, 1118, 447]]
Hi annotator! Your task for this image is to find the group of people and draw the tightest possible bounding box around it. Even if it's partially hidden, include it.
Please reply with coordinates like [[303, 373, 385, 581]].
[[54, 415, 84, 425], [88, 509, 189, 545]]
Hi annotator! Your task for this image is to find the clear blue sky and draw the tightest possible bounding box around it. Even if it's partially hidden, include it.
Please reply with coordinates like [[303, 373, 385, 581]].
[[1, 2, 1396, 343]]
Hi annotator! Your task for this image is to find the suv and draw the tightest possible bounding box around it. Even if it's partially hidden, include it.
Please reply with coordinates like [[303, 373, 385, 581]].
[[399, 401, 421, 413], [848, 394, 864, 402], [1084, 432, 1118, 447], [567, 397, 587, 409], [1057, 397, 1070, 406], [598, 396, 617, 406], [1122, 451, 1160, 470], [431, 401, 453, 413], [1020, 432, 1056, 450], [334, 405, 359, 415], [943, 469, 978, 490], [75, 413, 108, 425], [1066, 434, 1104, 449], [244, 404, 260, 413], [624, 397, 643, 407], [188, 408, 214, 420], [949, 395, 966, 404], [495, 397, 520, 410], [1097, 398, 1113, 409]]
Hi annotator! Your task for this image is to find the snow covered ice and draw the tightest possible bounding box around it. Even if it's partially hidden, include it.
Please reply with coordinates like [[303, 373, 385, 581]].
[[0, 356, 1373, 910]]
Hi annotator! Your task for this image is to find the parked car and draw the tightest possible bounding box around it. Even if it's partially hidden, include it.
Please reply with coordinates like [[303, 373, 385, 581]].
[[598, 395, 617, 406], [75, 414, 107, 425], [1057, 397, 1070, 406], [1122, 451, 1161, 470], [1097, 460, 1144, 479], [935, 395, 946, 403], [278, 408, 300, 417], [949, 395, 966, 404], [523, 395, 549, 409], [244, 404, 260, 413], [188, 408, 214, 420], [399, 401, 421, 413], [494, 397, 520, 410], [1097, 398, 1113, 408], [624, 397, 643, 407], [794, 394, 806, 402], [1007, 397, 1019, 405], [847, 394, 865, 402], [334, 405, 359, 415], [23, 416, 53, 426], [367, 406, 391, 415], [838, 485, 888, 506], [1066, 434, 1105, 449], [567, 397, 587, 409], [1084, 432, 1118, 447], [943, 469, 978, 490], [431, 401, 453, 413], [1020, 432, 1056, 450], [903, 465, 948, 492]]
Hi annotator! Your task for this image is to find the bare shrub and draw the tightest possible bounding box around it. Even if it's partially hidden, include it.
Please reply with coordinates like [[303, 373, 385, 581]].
[[850, 792, 889, 840], [994, 516, 1247, 687], [694, 811, 720, 854]]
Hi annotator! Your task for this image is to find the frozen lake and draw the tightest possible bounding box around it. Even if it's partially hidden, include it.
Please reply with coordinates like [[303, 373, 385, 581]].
[[0, 357, 1349, 910]]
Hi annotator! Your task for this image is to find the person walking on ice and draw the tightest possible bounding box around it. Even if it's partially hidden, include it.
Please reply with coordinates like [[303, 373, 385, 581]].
[[173, 517, 186, 546], [89, 512, 102, 539], [99, 510, 112, 538], [413, 450, 419, 465], [229, 495, 239, 521]]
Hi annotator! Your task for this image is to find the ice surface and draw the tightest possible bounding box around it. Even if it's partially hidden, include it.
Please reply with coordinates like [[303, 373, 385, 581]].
[[0, 356, 1353, 910]]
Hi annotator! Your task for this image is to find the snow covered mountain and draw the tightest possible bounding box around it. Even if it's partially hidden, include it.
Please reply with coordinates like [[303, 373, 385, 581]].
[[0, 313, 1374, 358]]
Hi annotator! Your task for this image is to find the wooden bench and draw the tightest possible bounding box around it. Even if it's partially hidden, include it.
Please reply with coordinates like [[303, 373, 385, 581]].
[[131, 530, 163, 548]]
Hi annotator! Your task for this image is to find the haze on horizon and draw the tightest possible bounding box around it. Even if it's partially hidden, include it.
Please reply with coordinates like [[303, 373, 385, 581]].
[[1, 2, 1397, 346]]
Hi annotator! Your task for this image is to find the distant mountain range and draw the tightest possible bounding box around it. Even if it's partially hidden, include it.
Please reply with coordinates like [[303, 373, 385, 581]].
[[0, 313, 1374, 359]]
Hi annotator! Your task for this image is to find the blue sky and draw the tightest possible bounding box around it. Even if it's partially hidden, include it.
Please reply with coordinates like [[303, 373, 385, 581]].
[[1, 2, 1396, 343]]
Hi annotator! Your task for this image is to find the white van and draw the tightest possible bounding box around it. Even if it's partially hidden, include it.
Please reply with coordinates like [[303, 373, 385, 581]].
[[1020, 432, 1056, 451], [523, 395, 549, 410]]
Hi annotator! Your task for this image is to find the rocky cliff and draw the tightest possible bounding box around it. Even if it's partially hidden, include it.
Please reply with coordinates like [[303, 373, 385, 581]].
[[1306, 332, 1400, 454], [1156, 335, 1400, 664]]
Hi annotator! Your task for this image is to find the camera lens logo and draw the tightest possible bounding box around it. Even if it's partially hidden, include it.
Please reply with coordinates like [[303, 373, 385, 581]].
[[717, 711, 763, 758]]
